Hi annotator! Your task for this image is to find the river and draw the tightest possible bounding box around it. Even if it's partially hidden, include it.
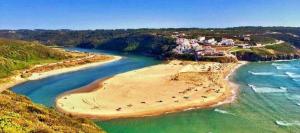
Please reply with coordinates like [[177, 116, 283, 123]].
[[12, 48, 300, 133]]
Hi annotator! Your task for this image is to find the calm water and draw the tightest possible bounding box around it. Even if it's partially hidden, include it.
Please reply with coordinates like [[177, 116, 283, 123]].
[[12, 48, 300, 133], [12, 48, 160, 106]]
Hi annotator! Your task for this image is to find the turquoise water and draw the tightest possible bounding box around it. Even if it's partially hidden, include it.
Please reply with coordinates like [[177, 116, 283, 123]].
[[12, 48, 160, 106], [12, 48, 300, 133]]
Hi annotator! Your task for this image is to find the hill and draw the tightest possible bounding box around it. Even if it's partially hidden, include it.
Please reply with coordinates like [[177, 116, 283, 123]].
[[0, 38, 68, 78], [1, 27, 300, 61], [229, 43, 300, 61], [0, 90, 104, 133], [0, 39, 105, 133]]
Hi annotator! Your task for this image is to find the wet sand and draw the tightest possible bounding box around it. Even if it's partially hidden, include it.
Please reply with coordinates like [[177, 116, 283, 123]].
[[56, 60, 246, 120]]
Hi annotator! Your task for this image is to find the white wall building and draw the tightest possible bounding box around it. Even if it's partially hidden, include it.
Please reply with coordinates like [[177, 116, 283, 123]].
[[198, 36, 206, 43], [218, 38, 235, 46], [206, 38, 217, 45]]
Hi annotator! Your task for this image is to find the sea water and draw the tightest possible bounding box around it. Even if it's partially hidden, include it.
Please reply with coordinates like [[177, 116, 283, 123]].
[[12, 49, 300, 133], [96, 61, 300, 133]]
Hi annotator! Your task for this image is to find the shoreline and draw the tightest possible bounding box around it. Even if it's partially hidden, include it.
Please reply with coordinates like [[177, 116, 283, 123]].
[[27, 55, 122, 80], [55, 61, 248, 121], [0, 55, 122, 93], [217, 61, 248, 106]]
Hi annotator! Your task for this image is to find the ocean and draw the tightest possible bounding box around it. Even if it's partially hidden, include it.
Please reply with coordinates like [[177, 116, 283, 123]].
[[12, 48, 300, 133]]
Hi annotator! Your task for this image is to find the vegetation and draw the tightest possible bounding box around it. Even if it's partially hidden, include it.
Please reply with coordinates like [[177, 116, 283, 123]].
[[250, 35, 276, 44], [0, 38, 105, 133], [0, 90, 104, 133], [96, 34, 176, 57], [1, 27, 300, 61], [0, 38, 69, 78], [265, 43, 298, 54], [230, 43, 300, 61]]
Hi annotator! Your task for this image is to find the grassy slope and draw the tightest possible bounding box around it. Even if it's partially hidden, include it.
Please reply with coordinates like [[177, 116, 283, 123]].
[[0, 38, 69, 78], [0, 38, 105, 133], [264, 43, 298, 54], [0, 90, 104, 133], [230, 43, 299, 57]]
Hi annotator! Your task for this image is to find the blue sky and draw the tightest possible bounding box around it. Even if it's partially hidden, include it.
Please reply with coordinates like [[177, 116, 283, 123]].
[[0, 0, 300, 29]]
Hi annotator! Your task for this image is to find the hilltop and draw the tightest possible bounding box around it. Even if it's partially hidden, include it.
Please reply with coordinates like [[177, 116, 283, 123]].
[[0, 27, 300, 61], [0, 38, 69, 78], [0, 38, 107, 133]]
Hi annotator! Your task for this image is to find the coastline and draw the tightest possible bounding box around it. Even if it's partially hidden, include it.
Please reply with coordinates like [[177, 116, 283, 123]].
[[55, 61, 247, 120], [27, 55, 122, 80], [217, 61, 248, 106], [0, 55, 122, 93]]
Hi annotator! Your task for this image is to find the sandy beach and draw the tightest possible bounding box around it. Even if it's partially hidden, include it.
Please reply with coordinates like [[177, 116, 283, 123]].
[[0, 54, 121, 93], [56, 60, 247, 120]]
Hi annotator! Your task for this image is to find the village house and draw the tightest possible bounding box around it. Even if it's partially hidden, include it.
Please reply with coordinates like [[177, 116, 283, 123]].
[[243, 36, 251, 41], [205, 38, 217, 45], [189, 39, 198, 44], [173, 35, 233, 57], [198, 36, 206, 43], [218, 38, 235, 46], [196, 46, 218, 56]]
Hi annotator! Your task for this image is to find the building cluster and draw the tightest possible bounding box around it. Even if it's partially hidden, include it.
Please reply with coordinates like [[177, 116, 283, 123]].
[[173, 36, 233, 56], [172, 32, 262, 58]]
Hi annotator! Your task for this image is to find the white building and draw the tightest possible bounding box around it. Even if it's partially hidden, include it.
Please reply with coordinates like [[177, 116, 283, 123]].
[[189, 39, 198, 44], [205, 38, 217, 45], [176, 38, 190, 46], [218, 38, 235, 46], [191, 42, 198, 47], [243, 36, 251, 41], [198, 36, 206, 43]]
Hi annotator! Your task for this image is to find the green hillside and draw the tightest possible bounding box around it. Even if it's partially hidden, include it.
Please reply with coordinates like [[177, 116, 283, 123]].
[[0, 38, 68, 78], [0, 90, 104, 133], [1, 27, 300, 61], [230, 43, 300, 61], [0, 39, 105, 133]]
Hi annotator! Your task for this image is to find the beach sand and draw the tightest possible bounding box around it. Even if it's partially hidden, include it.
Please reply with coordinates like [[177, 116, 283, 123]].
[[0, 55, 121, 93], [56, 60, 247, 120]]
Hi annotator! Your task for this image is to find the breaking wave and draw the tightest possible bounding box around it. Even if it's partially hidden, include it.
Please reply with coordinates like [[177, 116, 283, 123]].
[[248, 71, 287, 77], [286, 72, 300, 78], [248, 84, 287, 93], [272, 63, 296, 70], [214, 109, 234, 115], [248, 71, 274, 76], [292, 79, 300, 82], [275, 120, 300, 126], [287, 94, 300, 101]]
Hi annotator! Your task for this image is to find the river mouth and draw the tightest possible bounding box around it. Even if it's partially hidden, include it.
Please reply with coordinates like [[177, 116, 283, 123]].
[[12, 48, 300, 133], [12, 48, 160, 106]]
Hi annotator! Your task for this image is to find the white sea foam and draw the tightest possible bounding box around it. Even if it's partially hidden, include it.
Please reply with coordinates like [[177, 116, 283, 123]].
[[286, 72, 300, 78], [248, 84, 287, 93], [248, 71, 274, 76], [286, 94, 300, 106], [248, 71, 287, 77], [272, 63, 296, 70], [275, 120, 300, 126], [287, 95, 300, 101], [292, 79, 300, 82], [276, 66, 296, 70], [214, 109, 234, 115]]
